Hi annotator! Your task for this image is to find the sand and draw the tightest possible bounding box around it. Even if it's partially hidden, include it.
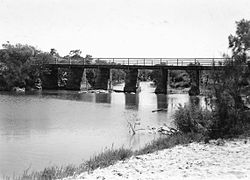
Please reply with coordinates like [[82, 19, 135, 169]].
[[65, 138, 250, 180]]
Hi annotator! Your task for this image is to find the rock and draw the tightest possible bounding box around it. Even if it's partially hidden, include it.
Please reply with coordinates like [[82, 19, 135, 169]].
[[12, 87, 25, 92], [216, 138, 225, 146]]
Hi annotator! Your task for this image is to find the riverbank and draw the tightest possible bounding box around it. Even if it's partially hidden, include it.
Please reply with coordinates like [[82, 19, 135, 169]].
[[65, 137, 250, 180]]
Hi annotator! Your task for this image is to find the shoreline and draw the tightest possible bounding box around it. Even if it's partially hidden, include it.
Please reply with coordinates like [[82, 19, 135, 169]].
[[65, 137, 250, 180], [3, 85, 250, 180]]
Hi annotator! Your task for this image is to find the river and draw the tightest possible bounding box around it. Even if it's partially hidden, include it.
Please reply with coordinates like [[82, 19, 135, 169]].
[[0, 82, 203, 176]]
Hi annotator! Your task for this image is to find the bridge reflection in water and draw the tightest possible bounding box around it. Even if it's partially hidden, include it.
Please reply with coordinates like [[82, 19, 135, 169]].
[[125, 93, 139, 110]]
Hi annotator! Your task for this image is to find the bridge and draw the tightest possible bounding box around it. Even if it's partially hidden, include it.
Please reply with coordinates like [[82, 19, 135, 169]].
[[41, 58, 227, 95]]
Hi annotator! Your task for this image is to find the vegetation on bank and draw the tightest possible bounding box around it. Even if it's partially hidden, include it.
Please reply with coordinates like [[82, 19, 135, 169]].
[[3, 19, 250, 180], [0, 42, 206, 92], [0, 43, 207, 92]]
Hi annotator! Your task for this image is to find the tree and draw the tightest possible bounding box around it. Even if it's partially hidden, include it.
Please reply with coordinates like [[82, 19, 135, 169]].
[[0, 43, 54, 90], [207, 19, 250, 138], [69, 49, 82, 59], [228, 19, 250, 62], [85, 54, 93, 64]]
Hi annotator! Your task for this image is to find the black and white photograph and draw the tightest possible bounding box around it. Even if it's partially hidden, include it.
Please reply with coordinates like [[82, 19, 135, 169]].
[[0, 0, 250, 179]]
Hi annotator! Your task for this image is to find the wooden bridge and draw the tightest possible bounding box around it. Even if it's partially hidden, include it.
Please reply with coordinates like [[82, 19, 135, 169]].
[[42, 58, 227, 95]]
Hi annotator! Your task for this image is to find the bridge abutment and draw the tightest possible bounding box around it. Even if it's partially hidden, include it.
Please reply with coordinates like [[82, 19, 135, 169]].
[[188, 69, 200, 96], [41, 67, 59, 90], [124, 69, 138, 93], [94, 68, 110, 90], [155, 69, 168, 94]]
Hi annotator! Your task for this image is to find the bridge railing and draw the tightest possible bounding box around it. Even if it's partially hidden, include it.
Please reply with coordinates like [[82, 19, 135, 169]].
[[50, 57, 227, 66], [93, 58, 226, 66]]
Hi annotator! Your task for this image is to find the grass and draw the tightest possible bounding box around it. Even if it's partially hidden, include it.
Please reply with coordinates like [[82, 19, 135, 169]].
[[6, 102, 250, 180], [4, 132, 203, 180], [5, 123, 250, 180], [4, 147, 133, 180], [136, 132, 204, 155]]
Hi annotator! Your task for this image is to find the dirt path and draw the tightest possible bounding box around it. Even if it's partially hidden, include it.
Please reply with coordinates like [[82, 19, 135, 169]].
[[66, 138, 250, 180]]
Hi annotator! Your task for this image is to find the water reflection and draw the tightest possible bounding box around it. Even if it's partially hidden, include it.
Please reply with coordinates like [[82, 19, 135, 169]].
[[79, 93, 95, 103], [157, 94, 168, 109], [0, 82, 206, 176], [95, 93, 111, 104], [125, 93, 139, 109]]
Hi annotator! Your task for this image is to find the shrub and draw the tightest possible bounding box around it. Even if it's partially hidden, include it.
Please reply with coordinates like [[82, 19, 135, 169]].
[[136, 132, 204, 155], [207, 90, 250, 139], [173, 104, 213, 135]]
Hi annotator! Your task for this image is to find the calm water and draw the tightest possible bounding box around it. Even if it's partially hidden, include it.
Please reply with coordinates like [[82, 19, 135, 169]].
[[0, 82, 203, 176]]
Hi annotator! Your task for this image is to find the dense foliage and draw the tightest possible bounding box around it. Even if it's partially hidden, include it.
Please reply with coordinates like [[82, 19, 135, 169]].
[[174, 19, 250, 139], [0, 43, 54, 91]]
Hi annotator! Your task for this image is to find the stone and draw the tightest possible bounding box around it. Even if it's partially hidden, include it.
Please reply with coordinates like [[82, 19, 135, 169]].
[[155, 69, 168, 94], [94, 68, 110, 90], [64, 68, 84, 90], [124, 69, 138, 93]]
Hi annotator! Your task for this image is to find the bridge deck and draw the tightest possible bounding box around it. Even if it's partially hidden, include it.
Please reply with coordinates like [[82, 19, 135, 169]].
[[44, 58, 226, 70], [46, 64, 223, 70]]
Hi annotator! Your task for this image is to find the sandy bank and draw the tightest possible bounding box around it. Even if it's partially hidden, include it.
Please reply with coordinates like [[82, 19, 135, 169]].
[[64, 138, 250, 180]]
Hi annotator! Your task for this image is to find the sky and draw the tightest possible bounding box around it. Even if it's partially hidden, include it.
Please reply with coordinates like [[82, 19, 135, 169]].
[[0, 0, 250, 58]]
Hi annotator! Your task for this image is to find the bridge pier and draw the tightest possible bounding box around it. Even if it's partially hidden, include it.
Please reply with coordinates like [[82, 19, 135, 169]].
[[155, 69, 168, 94], [188, 69, 200, 96], [94, 68, 110, 90], [108, 69, 113, 90], [124, 69, 138, 93], [41, 67, 58, 90], [64, 68, 84, 90], [81, 69, 91, 90]]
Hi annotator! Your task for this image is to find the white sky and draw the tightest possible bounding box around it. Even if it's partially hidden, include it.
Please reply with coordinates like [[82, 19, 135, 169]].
[[0, 0, 250, 57]]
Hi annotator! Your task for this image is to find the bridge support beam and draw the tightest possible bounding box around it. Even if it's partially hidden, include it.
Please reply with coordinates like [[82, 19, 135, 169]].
[[64, 68, 84, 90], [155, 69, 168, 94], [188, 69, 200, 96], [124, 69, 138, 93], [94, 68, 110, 90], [41, 67, 58, 90]]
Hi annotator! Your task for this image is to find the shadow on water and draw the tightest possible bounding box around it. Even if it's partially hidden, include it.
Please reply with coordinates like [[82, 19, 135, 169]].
[[157, 94, 168, 109], [24, 90, 114, 104], [95, 93, 111, 104], [125, 93, 139, 110]]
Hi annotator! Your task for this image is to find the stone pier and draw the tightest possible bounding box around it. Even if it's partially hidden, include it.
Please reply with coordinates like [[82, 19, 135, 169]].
[[81, 69, 91, 90], [108, 69, 113, 90], [124, 69, 138, 93], [155, 69, 168, 94], [94, 68, 110, 90], [188, 69, 200, 96], [41, 67, 58, 90], [64, 68, 84, 90]]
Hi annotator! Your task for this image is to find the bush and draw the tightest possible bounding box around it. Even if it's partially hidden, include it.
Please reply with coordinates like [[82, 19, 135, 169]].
[[173, 98, 250, 139], [207, 91, 250, 139], [174, 104, 213, 135]]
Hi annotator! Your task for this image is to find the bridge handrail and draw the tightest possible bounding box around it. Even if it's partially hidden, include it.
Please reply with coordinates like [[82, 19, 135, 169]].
[[46, 57, 228, 67]]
